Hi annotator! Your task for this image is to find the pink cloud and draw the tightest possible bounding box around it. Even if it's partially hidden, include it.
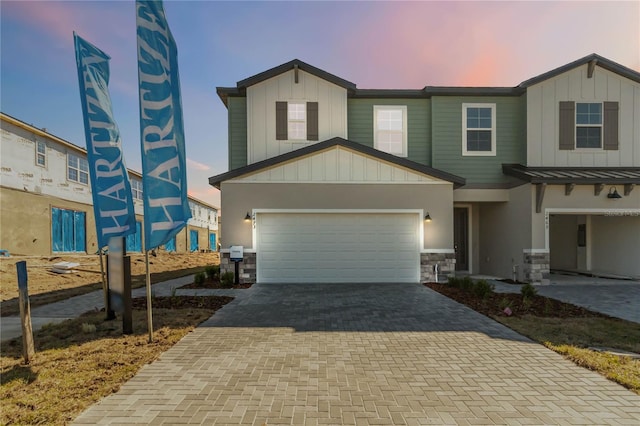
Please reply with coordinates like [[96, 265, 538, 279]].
[[187, 158, 211, 171]]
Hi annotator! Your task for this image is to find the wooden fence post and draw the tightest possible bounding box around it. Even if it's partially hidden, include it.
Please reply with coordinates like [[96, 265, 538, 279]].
[[16, 261, 35, 364]]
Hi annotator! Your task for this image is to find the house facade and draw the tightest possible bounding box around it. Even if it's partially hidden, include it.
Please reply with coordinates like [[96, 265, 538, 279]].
[[0, 113, 219, 256], [211, 54, 640, 284]]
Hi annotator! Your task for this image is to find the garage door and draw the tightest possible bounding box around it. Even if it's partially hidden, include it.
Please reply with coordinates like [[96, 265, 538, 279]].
[[257, 213, 420, 283]]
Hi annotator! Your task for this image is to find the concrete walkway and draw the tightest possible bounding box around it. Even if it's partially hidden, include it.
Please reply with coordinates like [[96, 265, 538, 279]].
[[72, 282, 640, 425]]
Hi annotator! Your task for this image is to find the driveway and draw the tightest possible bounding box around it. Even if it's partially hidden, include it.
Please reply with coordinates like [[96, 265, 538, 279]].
[[74, 283, 640, 425]]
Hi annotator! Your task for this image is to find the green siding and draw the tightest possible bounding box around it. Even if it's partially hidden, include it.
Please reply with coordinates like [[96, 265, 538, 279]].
[[228, 97, 247, 170], [431, 95, 526, 185], [347, 99, 431, 165]]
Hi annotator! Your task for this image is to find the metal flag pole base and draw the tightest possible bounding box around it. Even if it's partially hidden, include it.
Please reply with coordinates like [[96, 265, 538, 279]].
[[145, 250, 154, 343], [99, 249, 116, 320]]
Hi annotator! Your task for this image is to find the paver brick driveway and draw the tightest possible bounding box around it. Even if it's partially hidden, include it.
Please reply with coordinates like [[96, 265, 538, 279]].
[[74, 283, 640, 425]]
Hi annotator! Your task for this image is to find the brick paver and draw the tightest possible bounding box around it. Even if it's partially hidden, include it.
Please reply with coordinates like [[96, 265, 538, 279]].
[[74, 283, 640, 425]]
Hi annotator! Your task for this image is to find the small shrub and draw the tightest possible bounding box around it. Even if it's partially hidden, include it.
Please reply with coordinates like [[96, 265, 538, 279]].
[[447, 276, 462, 287], [220, 271, 234, 288], [521, 282, 538, 299], [543, 298, 554, 316], [460, 276, 474, 292], [194, 272, 206, 287], [205, 265, 220, 280], [498, 297, 511, 311], [472, 279, 494, 299]]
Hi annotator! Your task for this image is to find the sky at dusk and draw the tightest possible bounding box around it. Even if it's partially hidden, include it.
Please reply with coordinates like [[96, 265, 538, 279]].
[[1, 1, 639, 209]]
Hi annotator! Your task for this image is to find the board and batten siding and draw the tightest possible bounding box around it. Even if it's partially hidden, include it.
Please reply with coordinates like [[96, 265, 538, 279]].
[[527, 64, 640, 167], [246, 69, 348, 164], [228, 96, 248, 170], [431, 95, 526, 185], [347, 98, 431, 165]]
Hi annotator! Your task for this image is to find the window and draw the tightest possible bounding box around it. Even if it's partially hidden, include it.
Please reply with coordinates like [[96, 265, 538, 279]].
[[67, 153, 89, 184], [374, 105, 407, 157], [275, 101, 318, 141], [36, 140, 46, 167], [131, 178, 143, 201], [576, 103, 602, 148], [462, 103, 496, 156], [559, 101, 618, 151], [288, 103, 306, 140]]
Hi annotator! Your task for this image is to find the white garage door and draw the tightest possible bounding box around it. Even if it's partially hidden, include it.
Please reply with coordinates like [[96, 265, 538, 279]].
[[257, 213, 420, 283]]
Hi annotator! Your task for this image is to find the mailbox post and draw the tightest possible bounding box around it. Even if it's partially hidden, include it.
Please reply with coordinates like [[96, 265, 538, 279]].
[[229, 245, 243, 285]]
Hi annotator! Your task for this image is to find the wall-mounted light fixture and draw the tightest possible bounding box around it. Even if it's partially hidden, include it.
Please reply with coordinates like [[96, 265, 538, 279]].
[[424, 213, 432, 222], [607, 187, 622, 199], [244, 212, 251, 222]]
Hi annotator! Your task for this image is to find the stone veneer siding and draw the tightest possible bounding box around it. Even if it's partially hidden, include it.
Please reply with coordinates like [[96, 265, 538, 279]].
[[523, 251, 550, 284], [221, 252, 257, 284], [421, 252, 456, 283]]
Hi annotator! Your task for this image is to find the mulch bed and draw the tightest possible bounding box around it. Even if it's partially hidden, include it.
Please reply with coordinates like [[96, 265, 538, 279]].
[[131, 296, 234, 310], [424, 283, 607, 319], [180, 280, 252, 290]]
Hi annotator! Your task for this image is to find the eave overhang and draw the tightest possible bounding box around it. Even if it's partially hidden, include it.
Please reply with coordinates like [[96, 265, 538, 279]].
[[502, 164, 640, 184]]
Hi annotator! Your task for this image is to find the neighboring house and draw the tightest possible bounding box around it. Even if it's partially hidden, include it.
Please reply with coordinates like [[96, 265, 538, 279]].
[[210, 54, 640, 284], [0, 112, 218, 256]]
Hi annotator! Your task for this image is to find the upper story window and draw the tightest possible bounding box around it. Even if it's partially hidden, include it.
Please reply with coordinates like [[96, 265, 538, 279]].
[[67, 153, 89, 184], [374, 105, 407, 157], [559, 101, 618, 151], [276, 101, 319, 141], [576, 103, 602, 148], [462, 103, 496, 156], [36, 140, 46, 167], [131, 178, 143, 201]]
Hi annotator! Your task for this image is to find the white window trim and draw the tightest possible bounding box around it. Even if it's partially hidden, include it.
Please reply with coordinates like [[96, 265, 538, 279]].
[[35, 140, 46, 167], [131, 178, 143, 201], [462, 103, 496, 156], [575, 101, 603, 150], [67, 153, 89, 185], [373, 105, 408, 157], [288, 101, 307, 141]]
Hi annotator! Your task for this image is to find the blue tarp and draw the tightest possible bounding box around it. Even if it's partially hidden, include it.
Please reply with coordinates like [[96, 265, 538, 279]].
[[209, 233, 216, 251], [190, 230, 198, 252], [52, 207, 86, 253]]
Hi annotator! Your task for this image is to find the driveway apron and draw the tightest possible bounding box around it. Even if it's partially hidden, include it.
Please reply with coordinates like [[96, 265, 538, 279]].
[[74, 283, 640, 425]]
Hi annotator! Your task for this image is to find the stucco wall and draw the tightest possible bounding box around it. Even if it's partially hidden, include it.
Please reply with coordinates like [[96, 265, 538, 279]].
[[220, 182, 454, 251], [478, 184, 533, 279]]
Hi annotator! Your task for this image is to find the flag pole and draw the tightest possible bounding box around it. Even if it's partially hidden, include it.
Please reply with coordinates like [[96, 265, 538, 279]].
[[145, 249, 153, 343]]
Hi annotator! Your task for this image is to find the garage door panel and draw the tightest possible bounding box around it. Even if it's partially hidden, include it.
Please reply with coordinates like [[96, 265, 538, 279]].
[[257, 213, 419, 283]]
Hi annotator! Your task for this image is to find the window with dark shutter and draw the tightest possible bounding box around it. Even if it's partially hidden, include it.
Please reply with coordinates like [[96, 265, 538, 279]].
[[307, 102, 319, 141], [603, 101, 619, 150], [558, 101, 575, 150], [275, 101, 288, 140]]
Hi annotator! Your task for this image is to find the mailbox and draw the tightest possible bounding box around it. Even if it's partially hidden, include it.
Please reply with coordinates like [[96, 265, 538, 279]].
[[230, 245, 243, 262]]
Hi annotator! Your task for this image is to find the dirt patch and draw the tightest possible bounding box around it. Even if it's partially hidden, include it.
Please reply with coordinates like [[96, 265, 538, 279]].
[[0, 252, 219, 302], [181, 280, 252, 290], [131, 295, 234, 310]]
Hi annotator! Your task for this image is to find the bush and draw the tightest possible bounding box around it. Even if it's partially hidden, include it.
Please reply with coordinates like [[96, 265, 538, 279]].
[[194, 272, 206, 287], [521, 282, 538, 299], [447, 276, 461, 287], [472, 279, 494, 299], [447, 276, 475, 292], [205, 265, 220, 280], [220, 271, 234, 288]]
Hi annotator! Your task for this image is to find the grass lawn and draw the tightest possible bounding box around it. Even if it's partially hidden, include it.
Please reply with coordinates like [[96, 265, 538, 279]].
[[426, 281, 640, 395], [1, 296, 232, 425]]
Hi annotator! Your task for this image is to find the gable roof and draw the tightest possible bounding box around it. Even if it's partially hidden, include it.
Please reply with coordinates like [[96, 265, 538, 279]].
[[208, 137, 466, 189], [217, 54, 640, 106], [518, 53, 640, 88]]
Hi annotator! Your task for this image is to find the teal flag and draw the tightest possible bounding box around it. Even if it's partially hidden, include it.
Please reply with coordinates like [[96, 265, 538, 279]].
[[74, 33, 136, 249], [136, 0, 191, 251]]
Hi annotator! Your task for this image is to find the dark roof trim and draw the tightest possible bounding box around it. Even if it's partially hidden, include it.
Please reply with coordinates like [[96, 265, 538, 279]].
[[519, 53, 640, 88], [424, 86, 524, 96], [502, 163, 640, 184], [209, 137, 466, 189], [236, 59, 357, 90], [351, 89, 426, 98], [216, 87, 243, 107]]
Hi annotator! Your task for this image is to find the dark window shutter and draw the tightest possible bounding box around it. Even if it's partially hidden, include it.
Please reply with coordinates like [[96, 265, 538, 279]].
[[276, 101, 287, 140], [307, 102, 319, 141], [559, 101, 575, 150], [603, 101, 619, 150]]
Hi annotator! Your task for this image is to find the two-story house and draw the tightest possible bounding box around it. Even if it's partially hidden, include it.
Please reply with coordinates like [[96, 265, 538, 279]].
[[210, 54, 640, 284], [0, 112, 219, 256]]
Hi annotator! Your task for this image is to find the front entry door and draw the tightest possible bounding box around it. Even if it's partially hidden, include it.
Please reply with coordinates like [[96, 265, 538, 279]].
[[454, 207, 469, 271]]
